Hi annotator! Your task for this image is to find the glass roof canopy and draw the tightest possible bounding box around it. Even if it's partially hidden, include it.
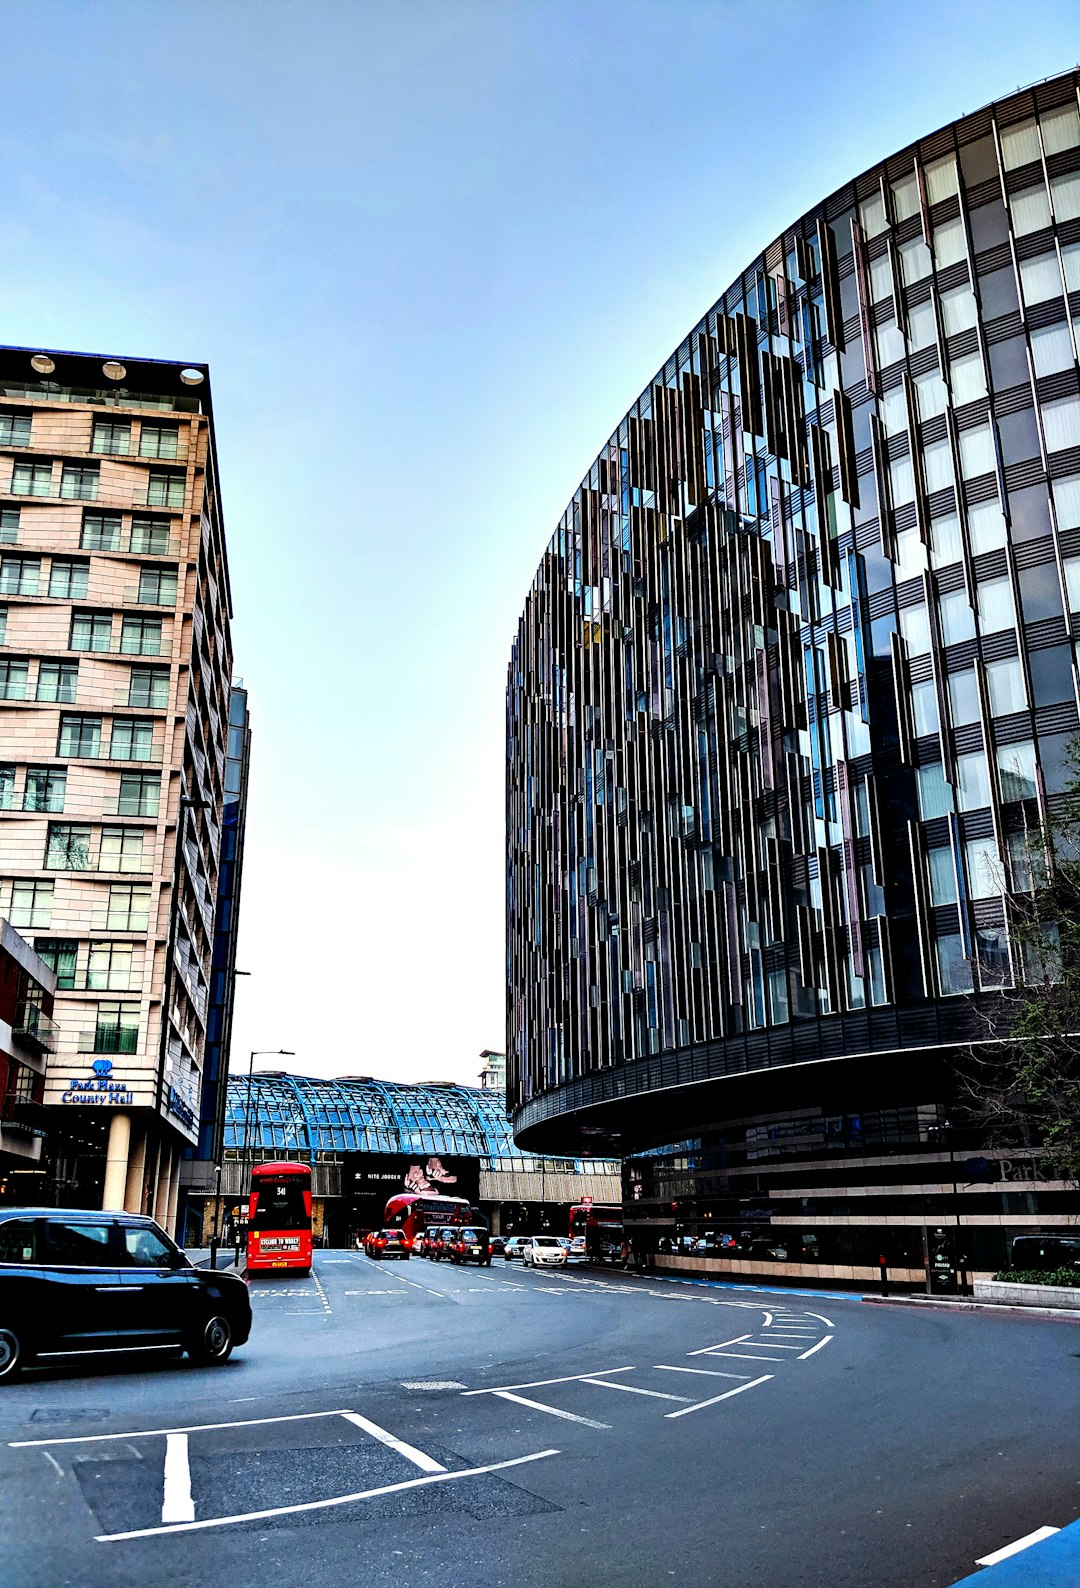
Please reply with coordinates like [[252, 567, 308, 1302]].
[[223, 1072, 607, 1168]]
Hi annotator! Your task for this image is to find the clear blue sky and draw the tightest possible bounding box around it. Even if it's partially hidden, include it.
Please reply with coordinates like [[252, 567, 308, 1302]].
[[3, 0, 1076, 1085]]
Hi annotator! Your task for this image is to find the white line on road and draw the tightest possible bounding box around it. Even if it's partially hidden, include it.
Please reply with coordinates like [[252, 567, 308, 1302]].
[[462, 1366, 635, 1396], [806, 1311, 835, 1328], [10, 1408, 354, 1449], [798, 1336, 834, 1360], [976, 1526, 1061, 1566], [664, 1375, 774, 1419], [580, 1379, 690, 1402], [96, 1448, 561, 1542], [699, 1350, 791, 1363], [743, 1342, 803, 1350], [161, 1434, 194, 1524], [310, 1270, 333, 1314], [687, 1335, 752, 1355], [653, 1366, 753, 1380], [340, 1411, 445, 1473], [492, 1391, 610, 1429]]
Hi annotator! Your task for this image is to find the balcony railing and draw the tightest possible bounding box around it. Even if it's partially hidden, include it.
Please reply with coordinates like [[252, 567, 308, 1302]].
[[100, 796, 161, 819], [45, 853, 150, 874], [12, 1004, 59, 1054], [58, 741, 164, 763]]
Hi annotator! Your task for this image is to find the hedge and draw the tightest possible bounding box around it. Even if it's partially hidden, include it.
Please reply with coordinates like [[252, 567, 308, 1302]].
[[991, 1268, 1080, 1288]]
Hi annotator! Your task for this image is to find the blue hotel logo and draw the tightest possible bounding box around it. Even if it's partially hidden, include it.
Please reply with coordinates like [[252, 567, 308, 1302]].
[[92, 1059, 113, 1077]]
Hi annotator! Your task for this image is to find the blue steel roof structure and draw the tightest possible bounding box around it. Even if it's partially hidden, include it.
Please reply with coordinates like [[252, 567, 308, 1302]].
[[223, 1072, 603, 1167]]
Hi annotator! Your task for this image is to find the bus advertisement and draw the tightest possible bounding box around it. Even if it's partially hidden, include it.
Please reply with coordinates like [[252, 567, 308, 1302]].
[[569, 1201, 624, 1261], [383, 1191, 478, 1250], [246, 1162, 313, 1274]]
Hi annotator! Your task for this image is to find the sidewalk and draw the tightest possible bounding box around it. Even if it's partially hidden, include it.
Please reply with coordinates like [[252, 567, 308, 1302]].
[[949, 1518, 1080, 1585], [862, 1293, 1080, 1322]]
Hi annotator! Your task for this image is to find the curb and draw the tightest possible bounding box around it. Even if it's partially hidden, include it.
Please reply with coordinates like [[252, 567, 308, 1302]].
[[861, 1294, 1080, 1322]]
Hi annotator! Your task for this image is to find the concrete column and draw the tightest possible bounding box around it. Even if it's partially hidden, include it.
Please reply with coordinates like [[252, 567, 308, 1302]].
[[102, 1113, 131, 1211], [165, 1149, 181, 1241], [154, 1140, 174, 1229], [124, 1123, 148, 1214]]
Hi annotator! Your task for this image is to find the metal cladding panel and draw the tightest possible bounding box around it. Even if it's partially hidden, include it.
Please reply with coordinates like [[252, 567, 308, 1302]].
[[506, 69, 1080, 1146]]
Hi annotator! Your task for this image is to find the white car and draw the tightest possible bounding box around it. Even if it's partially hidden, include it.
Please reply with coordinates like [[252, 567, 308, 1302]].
[[521, 1236, 568, 1268]]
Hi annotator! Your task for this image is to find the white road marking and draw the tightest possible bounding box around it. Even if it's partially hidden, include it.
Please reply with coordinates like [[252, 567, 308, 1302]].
[[10, 1408, 354, 1449], [976, 1526, 1061, 1566], [798, 1336, 834, 1360], [340, 1411, 445, 1473], [806, 1311, 835, 1328], [310, 1270, 333, 1314], [581, 1379, 690, 1402], [41, 1451, 64, 1478], [462, 1366, 635, 1396], [743, 1341, 803, 1350], [401, 1381, 465, 1391], [664, 1375, 774, 1419], [96, 1448, 561, 1541], [161, 1434, 194, 1524], [654, 1365, 752, 1380], [687, 1335, 752, 1355], [700, 1350, 791, 1363], [492, 1392, 610, 1430]]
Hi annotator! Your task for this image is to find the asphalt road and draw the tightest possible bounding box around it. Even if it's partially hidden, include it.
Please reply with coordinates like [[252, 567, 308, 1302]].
[[0, 1252, 1077, 1588]]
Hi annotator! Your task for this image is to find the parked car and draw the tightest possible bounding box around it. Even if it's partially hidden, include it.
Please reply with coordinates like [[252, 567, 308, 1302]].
[[521, 1236, 568, 1268], [365, 1229, 410, 1260], [501, 1236, 528, 1261], [0, 1206, 252, 1382], [448, 1228, 492, 1266]]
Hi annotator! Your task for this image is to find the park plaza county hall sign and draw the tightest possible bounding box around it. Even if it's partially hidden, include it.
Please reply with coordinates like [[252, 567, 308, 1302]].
[[61, 1058, 135, 1107]]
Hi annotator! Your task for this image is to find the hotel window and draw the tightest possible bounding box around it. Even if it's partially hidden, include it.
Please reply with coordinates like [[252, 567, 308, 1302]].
[[936, 933, 974, 995], [891, 173, 920, 222], [48, 559, 90, 600], [977, 577, 1015, 634], [136, 567, 178, 605], [1053, 475, 1080, 532], [9, 880, 53, 929], [932, 218, 967, 269], [139, 424, 179, 460], [986, 656, 1026, 716], [1042, 104, 1080, 153], [70, 611, 113, 652], [906, 298, 937, 352], [1041, 395, 1080, 454], [129, 516, 172, 555], [958, 424, 996, 480], [87, 942, 135, 992], [34, 939, 77, 990], [36, 661, 78, 703], [947, 669, 980, 726], [917, 761, 954, 819], [875, 319, 905, 369], [1019, 253, 1063, 306], [0, 508, 18, 544], [925, 155, 959, 203], [120, 615, 162, 656], [106, 882, 150, 931], [889, 452, 915, 507], [1007, 830, 1040, 894], [1010, 183, 1052, 236], [60, 463, 99, 501], [930, 513, 963, 568], [117, 772, 159, 816], [928, 846, 957, 905], [967, 500, 1007, 554], [915, 370, 948, 421], [0, 659, 29, 700], [911, 679, 939, 735], [23, 767, 66, 812], [146, 471, 183, 508], [997, 741, 1038, 802], [1001, 120, 1041, 170], [939, 589, 976, 645], [898, 236, 932, 286], [899, 603, 931, 656], [58, 714, 102, 758], [869, 255, 893, 303], [1030, 323, 1075, 377], [10, 460, 52, 496], [45, 823, 91, 870], [126, 667, 168, 709], [955, 750, 991, 812], [1051, 172, 1080, 222], [0, 556, 40, 595], [941, 286, 978, 337], [109, 718, 155, 761], [922, 439, 954, 494], [976, 927, 1012, 988], [966, 836, 1003, 899], [81, 511, 121, 551], [91, 1003, 139, 1054], [91, 418, 131, 456], [950, 353, 987, 406], [99, 827, 145, 872], [0, 413, 31, 446], [0, 766, 12, 810]]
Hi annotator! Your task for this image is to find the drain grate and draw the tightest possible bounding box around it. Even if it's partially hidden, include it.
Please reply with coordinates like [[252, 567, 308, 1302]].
[[401, 1380, 466, 1390], [30, 1407, 111, 1423]]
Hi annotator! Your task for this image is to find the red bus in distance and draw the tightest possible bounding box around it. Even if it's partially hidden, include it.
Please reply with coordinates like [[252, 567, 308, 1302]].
[[246, 1162, 313, 1274], [569, 1201, 623, 1259], [384, 1191, 475, 1250]]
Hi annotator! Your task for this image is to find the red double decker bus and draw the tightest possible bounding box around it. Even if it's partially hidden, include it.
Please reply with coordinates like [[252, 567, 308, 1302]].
[[569, 1201, 623, 1260], [246, 1162, 313, 1274], [383, 1191, 475, 1251]]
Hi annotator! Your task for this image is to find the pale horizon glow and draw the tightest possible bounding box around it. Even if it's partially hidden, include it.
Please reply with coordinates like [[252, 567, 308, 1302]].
[[1, 0, 1075, 1087]]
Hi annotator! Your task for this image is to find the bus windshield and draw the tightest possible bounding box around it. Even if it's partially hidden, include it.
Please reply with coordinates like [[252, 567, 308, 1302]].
[[250, 1177, 309, 1231]]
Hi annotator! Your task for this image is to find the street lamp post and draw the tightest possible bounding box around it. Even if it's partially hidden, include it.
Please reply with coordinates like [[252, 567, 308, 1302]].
[[209, 1163, 223, 1270], [235, 1049, 295, 1264]]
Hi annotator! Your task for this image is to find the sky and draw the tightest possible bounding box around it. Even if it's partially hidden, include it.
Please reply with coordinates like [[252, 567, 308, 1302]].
[[2, 0, 1077, 1088]]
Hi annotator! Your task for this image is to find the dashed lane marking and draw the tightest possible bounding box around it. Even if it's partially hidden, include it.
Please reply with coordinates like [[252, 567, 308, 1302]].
[[663, 1375, 774, 1419], [580, 1379, 689, 1403], [461, 1366, 635, 1397], [798, 1336, 834, 1360], [491, 1391, 610, 1430], [687, 1335, 752, 1355], [94, 1448, 561, 1542], [340, 1411, 445, 1473], [653, 1365, 751, 1381], [161, 1434, 194, 1524]]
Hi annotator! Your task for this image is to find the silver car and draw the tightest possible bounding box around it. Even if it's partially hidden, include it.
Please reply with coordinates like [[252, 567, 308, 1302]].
[[521, 1236, 568, 1268]]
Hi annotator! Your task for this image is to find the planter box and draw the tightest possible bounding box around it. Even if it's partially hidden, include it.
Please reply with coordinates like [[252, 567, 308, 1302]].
[[973, 1279, 1080, 1310]]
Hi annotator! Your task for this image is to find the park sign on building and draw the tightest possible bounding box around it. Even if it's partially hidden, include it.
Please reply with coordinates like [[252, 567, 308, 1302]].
[[60, 1058, 135, 1109]]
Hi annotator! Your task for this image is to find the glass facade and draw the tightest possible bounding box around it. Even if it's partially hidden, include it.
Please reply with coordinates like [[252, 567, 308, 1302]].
[[506, 73, 1080, 1275]]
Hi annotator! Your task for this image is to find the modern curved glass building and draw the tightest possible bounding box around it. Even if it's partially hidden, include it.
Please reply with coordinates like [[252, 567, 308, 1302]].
[[507, 71, 1080, 1285]]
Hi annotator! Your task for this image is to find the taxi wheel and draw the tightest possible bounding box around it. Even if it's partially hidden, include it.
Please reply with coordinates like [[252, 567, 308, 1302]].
[[0, 1325, 24, 1382], [188, 1313, 234, 1366]]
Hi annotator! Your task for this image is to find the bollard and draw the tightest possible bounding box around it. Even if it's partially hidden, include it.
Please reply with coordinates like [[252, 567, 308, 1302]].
[[878, 1254, 888, 1296]]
